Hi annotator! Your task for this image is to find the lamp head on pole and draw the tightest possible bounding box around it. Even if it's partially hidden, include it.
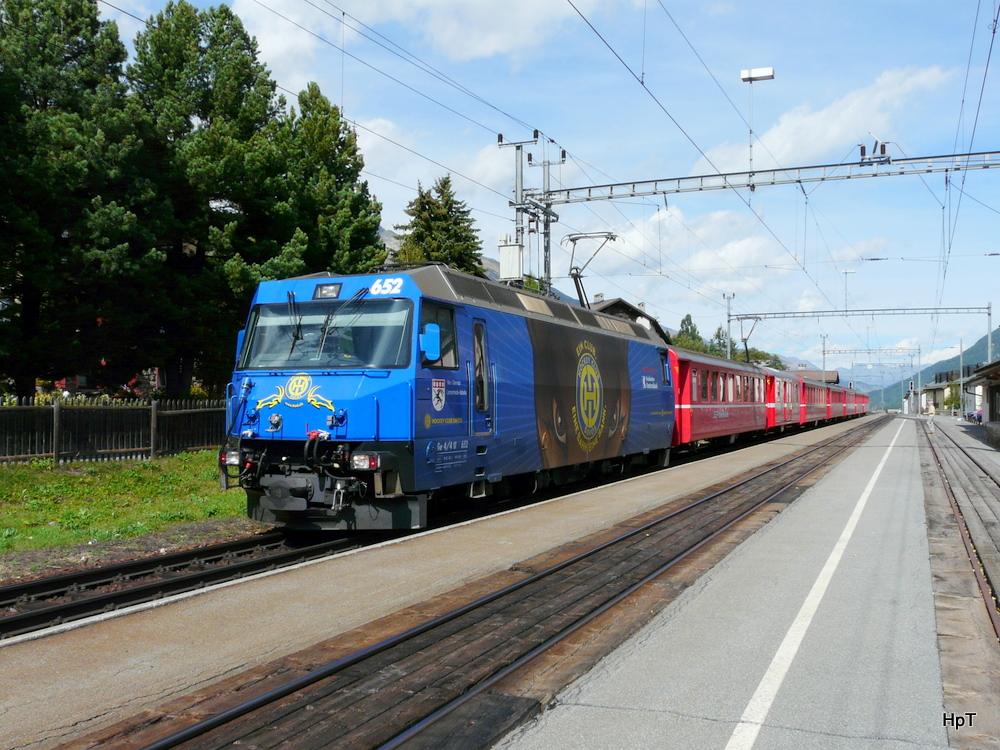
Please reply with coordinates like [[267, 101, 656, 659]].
[[740, 67, 775, 82]]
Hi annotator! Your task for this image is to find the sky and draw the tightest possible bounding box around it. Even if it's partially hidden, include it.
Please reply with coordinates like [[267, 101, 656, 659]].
[[101, 0, 1000, 385]]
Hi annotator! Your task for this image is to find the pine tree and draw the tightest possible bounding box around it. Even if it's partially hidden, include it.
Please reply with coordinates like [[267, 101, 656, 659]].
[[395, 175, 484, 277], [0, 0, 139, 397], [0, 0, 388, 396], [127, 3, 384, 393]]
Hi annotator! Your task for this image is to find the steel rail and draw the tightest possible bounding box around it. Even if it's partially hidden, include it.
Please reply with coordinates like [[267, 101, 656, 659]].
[[140, 415, 888, 750], [0, 535, 361, 639], [0, 531, 287, 606], [921, 422, 1000, 641]]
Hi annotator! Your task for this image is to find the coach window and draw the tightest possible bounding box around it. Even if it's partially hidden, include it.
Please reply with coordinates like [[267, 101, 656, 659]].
[[691, 369, 698, 401], [710, 371, 718, 402], [661, 351, 672, 386], [473, 322, 489, 412], [735, 375, 742, 402], [421, 302, 457, 368], [701, 370, 709, 402]]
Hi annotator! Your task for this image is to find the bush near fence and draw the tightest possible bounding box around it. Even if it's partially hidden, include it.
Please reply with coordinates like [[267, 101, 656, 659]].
[[0, 398, 226, 464]]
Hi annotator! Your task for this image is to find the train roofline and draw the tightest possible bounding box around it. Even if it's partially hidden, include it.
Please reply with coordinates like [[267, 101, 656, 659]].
[[259, 264, 666, 346]]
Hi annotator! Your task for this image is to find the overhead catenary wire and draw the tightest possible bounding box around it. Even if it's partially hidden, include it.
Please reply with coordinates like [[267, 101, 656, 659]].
[[564, 0, 843, 318]]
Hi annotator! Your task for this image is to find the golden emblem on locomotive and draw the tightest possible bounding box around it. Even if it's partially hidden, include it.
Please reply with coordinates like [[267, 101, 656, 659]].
[[255, 373, 335, 411], [573, 340, 606, 453]]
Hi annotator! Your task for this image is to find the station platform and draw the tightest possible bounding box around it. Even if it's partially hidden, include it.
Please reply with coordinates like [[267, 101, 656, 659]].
[[498, 417, 1000, 750], [5, 416, 999, 750]]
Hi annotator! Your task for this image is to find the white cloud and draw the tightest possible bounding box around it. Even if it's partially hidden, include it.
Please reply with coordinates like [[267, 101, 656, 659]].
[[232, 0, 346, 96], [337, 0, 623, 61], [694, 67, 954, 175]]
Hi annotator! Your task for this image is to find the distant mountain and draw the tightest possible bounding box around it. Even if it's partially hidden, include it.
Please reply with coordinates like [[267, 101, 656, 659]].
[[865, 327, 1000, 407], [780, 355, 818, 370], [379, 226, 401, 251]]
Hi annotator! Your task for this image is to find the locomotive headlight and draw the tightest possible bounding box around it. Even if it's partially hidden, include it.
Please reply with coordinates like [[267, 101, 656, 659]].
[[350, 453, 380, 471], [224, 449, 241, 466]]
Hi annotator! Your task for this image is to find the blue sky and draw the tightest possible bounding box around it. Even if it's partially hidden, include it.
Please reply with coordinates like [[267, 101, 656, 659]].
[[103, 0, 1000, 380]]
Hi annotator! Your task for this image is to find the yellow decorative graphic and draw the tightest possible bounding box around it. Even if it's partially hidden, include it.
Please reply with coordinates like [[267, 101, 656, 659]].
[[307, 387, 336, 412], [256, 387, 284, 410], [255, 373, 335, 412], [572, 340, 606, 453]]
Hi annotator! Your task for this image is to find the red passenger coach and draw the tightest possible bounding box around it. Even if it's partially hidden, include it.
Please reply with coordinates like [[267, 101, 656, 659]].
[[846, 388, 868, 416], [766, 370, 802, 430], [829, 384, 848, 419], [672, 348, 767, 446], [801, 377, 828, 425]]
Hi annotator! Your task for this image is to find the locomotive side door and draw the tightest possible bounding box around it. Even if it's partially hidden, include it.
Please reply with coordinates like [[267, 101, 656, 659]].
[[470, 319, 493, 436]]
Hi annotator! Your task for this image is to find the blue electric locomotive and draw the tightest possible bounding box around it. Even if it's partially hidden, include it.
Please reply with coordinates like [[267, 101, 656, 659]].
[[221, 265, 676, 530]]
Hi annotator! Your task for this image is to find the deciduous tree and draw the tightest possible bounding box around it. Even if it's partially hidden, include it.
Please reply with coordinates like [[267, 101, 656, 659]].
[[673, 314, 707, 352]]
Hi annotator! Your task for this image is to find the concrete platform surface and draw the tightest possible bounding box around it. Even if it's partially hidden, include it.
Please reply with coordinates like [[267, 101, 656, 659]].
[[499, 417, 983, 750]]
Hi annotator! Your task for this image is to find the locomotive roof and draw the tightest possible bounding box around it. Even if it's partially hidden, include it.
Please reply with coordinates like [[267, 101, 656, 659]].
[[404, 264, 663, 345]]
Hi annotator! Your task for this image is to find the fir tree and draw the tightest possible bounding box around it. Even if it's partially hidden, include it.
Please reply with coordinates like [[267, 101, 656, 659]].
[[395, 175, 484, 277]]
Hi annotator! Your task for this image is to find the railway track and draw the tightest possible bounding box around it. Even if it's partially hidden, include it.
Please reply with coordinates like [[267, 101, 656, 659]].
[[922, 420, 1000, 640], [0, 418, 847, 644], [0, 532, 366, 640], [78, 416, 890, 750]]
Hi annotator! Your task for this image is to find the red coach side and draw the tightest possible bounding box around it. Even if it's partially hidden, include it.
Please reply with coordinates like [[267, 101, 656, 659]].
[[672, 348, 767, 446], [766, 369, 802, 430]]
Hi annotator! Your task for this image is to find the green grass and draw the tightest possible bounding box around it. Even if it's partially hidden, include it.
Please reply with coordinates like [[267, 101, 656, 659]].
[[0, 451, 246, 554]]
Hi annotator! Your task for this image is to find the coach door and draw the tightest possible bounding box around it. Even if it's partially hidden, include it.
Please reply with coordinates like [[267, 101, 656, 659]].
[[471, 320, 493, 436]]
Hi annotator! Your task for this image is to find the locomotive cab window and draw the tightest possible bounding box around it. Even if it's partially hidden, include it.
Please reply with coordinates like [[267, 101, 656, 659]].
[[420, 302, 458, 368], [473, 322, 489, 412], [661, 351, 671, 386], [238, 298, 413, 370]]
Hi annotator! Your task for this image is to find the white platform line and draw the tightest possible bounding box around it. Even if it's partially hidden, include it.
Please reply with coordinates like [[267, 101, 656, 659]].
[[724, 419, 906, 750]]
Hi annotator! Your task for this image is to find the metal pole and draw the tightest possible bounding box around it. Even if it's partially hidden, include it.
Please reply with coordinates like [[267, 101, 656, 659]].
[[748, 79, 754, 185], [724, 293, 734, 359], [959, 338, 964, 416], [515, 144, 524, 262], [917, 345, 922, 410], [150, 400, 159, 459], [499, 132, 538, 283], [543, 160, 551, 293], [52, 400, 62, 465]]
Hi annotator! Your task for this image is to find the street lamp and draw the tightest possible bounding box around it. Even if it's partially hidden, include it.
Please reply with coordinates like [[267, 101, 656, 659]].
[[740, 67, 774, 185], [842, 269, 856, 310]]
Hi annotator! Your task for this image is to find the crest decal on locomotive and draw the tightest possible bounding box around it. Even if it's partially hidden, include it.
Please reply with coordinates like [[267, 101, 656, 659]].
[[255, 373, 336, 411], [527, 319, 631, 468], [573, 340, 605, 452]]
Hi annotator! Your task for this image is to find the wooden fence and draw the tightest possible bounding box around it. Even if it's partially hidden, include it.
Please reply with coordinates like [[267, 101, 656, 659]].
[[0, 398, 226, 464]]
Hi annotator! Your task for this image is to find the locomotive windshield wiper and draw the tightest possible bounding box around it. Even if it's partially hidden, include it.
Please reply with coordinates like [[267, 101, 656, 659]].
[[315, 288, 369, 361], [286, 291, 304, 357]]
